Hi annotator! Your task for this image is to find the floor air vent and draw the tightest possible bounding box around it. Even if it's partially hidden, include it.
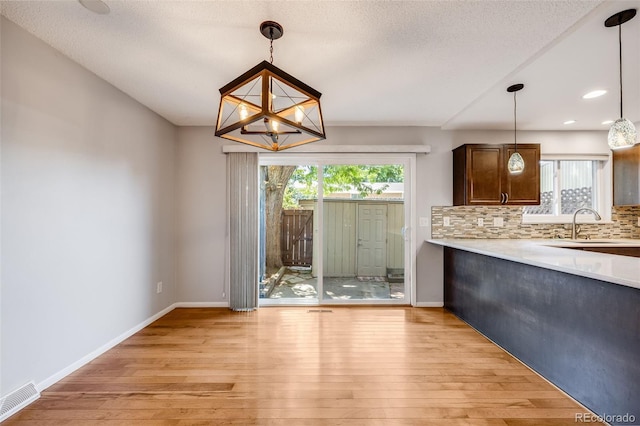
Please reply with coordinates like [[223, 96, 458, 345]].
[[307, 309, 333, 313], [0, 382, 40, 422]]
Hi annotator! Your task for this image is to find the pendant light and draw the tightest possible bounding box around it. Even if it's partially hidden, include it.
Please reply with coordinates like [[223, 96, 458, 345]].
[[507, 83, 525, 175], [604, 9, 637, 150], [215, 21, 326, 151]]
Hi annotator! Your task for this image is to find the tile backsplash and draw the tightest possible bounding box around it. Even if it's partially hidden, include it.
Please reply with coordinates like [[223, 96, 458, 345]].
[[431, 205, 640, 239]]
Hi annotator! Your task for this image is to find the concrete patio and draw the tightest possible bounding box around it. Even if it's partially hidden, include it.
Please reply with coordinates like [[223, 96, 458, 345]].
[[261, 266, 405, 301]]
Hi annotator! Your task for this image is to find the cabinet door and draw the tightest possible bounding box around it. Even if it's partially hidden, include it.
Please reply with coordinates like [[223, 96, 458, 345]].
[[503, 144, 540, 205], [613, 144, 640, 206], [468, 145, 503, 205]]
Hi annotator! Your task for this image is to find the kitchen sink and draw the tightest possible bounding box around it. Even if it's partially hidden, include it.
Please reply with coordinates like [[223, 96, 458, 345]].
[[545, 239, 639, 246], [568, 240, 620, 244], [545, 241, 640, 258]]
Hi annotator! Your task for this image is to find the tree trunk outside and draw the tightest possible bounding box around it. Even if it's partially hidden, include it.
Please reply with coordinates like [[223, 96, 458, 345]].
[[265, 165, 296, 273]]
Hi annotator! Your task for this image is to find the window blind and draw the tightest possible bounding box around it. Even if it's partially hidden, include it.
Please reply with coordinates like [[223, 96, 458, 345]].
[[227, 152, 258, 311]]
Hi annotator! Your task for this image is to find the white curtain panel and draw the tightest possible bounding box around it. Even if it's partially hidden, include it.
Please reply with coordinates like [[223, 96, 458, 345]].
[[227, 152, 258, 311]]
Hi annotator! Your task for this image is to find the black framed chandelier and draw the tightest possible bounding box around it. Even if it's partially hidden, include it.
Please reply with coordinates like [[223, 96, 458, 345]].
[[215, 21, 326, 151]]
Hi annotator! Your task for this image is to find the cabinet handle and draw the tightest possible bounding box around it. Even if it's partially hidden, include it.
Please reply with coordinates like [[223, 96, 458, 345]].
[[504, 193, 509, 204], [500, 192, 505, 204]]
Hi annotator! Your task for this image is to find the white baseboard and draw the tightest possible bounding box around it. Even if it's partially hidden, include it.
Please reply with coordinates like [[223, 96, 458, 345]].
[[174, 302, 229, 308], [37, 303, 176, 392], [414, 302, 444, 307]]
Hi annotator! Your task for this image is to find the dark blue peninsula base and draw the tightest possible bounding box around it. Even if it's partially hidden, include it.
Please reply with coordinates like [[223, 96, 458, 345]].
[[443, 247, 640, 425]]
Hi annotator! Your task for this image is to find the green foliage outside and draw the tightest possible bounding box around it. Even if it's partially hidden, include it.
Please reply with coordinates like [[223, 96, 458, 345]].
[[283, 165, 404, 209]]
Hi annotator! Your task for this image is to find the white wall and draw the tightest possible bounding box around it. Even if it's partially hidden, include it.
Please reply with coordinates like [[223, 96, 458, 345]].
[[1, 17, 176, 395], [175, 127, 227, 304]]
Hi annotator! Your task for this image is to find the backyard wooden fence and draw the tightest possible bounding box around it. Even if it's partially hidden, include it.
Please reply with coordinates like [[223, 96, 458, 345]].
[[281, 210, 313, 267]]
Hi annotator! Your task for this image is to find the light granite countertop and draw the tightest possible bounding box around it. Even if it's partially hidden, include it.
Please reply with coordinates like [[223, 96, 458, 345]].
[[427, 239, 640, 290]]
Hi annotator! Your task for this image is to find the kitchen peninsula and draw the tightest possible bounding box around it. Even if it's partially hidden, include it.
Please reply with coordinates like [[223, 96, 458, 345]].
[[428, 239, 640, 426]]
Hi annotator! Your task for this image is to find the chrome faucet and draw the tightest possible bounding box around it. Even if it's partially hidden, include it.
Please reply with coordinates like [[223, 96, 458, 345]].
[[572, 207, 602, 239]]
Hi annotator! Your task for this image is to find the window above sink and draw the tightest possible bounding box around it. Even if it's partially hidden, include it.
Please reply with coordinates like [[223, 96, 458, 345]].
[[522, 155, 611, 224]]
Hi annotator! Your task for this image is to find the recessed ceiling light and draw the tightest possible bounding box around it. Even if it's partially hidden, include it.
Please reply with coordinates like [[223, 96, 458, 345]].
[[582, 90, 607, 99], [564, 120, 576, 125], [78, 0, 110, 15], [602, 120, 614, 125]]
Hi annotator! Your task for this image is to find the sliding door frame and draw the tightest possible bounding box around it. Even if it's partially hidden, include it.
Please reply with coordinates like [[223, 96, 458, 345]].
[[258, 153, 416, 306]]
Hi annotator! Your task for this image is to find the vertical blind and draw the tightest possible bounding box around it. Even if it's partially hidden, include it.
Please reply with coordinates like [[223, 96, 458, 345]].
[[227, 152, 258, 311]]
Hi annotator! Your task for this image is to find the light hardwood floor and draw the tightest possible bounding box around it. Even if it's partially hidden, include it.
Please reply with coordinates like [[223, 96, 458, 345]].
[[5, 307, 602, 425]]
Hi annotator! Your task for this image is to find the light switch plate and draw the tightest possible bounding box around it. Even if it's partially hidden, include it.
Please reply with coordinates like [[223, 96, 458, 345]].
[[419, 217, 429, 227], [494, 217, 504, 227], [477, 218, 484, 227], [443, 217, 450, 227]]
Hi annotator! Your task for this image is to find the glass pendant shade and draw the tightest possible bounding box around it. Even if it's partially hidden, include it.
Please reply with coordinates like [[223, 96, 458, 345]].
[[215, 60, 325, 152], [507, 152, 525, 174], [607, 118, 638, 150]]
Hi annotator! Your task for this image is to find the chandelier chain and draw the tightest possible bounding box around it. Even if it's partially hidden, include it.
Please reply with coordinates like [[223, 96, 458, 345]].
[[270, 39, 274, 64], [269, 26, 274, 64]]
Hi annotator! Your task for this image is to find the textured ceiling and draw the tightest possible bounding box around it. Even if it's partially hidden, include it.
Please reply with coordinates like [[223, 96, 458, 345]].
[[1, 0, 639, 130]]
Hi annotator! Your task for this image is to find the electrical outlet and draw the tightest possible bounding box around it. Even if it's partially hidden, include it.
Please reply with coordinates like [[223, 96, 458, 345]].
[[156, 282, 163, 294], [637, 217, 640, 227], [494, 217, 504, 227], [477, 218, 484, 227], [443, 216, 450, 227]]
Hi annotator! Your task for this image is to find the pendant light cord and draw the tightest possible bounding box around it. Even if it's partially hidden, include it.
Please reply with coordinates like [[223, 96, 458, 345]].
[[513, 91, 518, 151], [618, 23, 623, 118]]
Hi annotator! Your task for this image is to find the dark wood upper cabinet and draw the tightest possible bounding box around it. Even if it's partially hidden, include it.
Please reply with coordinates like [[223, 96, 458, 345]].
[[453, 143, 540, 206], [503, 145, 541, 204], [454, 144, 502, 205], [613, 144, 640, 206]]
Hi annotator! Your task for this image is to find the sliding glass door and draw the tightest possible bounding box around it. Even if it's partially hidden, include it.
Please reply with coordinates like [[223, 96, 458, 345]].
[[320, 164, 406, 303], [259, 154, 413, 306], [259, 163, 319, 304]]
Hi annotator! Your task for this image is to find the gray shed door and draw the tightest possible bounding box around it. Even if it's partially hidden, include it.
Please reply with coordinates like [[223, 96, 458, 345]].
[[357, 204, 387, 277]]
